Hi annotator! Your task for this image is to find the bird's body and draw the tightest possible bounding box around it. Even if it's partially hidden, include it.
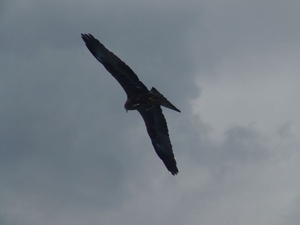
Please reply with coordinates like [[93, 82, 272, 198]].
[[124, 87, 181, 112], [81, 33, 179, 175]]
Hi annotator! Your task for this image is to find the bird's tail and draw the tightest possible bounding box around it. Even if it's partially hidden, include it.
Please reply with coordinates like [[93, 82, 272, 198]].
[[150, 87, 181, 112]]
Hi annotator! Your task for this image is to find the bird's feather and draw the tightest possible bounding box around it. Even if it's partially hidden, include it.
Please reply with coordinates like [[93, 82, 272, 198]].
[[138, 106, 178, 175], [81, 33, 148, 97]]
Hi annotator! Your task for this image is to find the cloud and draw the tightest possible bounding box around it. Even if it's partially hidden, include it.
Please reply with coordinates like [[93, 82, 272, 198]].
[[1, 0, 300, 225]]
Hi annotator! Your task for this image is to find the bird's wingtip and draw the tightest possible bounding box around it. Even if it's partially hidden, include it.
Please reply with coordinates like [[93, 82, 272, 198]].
[[171, 170, 179, 176]]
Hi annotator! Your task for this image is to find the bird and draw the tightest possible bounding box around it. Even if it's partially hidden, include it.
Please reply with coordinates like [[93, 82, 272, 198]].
[[81, 33, 180, 175]]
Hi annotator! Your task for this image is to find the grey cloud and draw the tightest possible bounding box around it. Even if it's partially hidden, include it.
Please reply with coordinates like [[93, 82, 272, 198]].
[[277, 121, 293, 138], [1, 0, 300, 225]]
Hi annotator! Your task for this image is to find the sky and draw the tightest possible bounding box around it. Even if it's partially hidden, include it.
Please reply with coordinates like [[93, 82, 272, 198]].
[[1, 0, 300, 224]]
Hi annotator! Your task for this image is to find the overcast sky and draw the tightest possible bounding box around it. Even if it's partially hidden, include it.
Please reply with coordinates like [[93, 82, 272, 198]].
[[1, 0, 300, 224]]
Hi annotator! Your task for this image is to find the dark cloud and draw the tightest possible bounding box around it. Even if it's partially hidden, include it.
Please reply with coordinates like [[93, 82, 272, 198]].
[[1, 0, 300, 225], [277, 122, 293, 138]]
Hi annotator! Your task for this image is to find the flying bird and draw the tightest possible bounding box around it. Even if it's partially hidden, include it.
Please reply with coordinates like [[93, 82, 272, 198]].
[[81, 33, 180, 175]]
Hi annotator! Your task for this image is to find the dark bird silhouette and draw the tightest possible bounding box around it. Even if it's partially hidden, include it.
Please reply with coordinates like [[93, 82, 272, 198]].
[[81, 33, 180, 175]]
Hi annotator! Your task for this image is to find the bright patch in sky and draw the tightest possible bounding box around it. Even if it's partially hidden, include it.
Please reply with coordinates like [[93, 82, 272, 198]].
[[192, 49, 300, 142]]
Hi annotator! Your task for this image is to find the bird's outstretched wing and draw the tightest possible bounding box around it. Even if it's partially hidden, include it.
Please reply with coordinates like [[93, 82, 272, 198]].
[[81, 33, 148, 97], [138, 106, 178, 175]]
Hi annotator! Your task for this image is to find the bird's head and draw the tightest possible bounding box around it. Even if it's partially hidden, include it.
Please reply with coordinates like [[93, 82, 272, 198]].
[[124, 98, 141, 112]]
